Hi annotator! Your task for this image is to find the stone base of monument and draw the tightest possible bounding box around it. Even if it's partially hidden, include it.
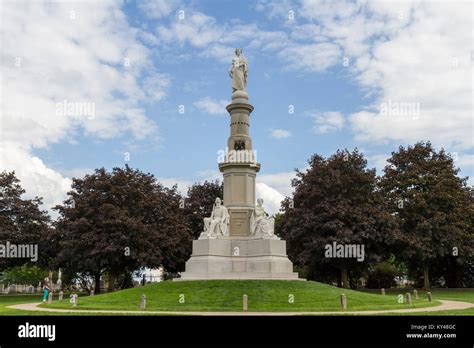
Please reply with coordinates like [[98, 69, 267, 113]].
[[176, 238, 301, 281]]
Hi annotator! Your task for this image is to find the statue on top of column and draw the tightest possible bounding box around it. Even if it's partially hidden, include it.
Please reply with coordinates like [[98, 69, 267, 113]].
[[229, 48, 248, 93]]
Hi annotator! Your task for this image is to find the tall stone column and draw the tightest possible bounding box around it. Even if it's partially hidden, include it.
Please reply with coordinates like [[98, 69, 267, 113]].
[[219, 90, 260, 237]]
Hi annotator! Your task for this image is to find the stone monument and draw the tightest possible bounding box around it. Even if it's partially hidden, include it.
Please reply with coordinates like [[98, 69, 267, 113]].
[[178, 48, 299, 280]]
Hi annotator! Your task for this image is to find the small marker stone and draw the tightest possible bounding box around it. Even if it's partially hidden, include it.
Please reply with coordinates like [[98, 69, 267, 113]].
[[340, 294, 347, 309], [243, 294, 248, 311]]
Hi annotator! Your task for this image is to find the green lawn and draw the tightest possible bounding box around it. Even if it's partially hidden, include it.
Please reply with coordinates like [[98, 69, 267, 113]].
[[362, 288, 474, 316], [0, 293, 141, 316], [41, 280, 438, 312], [2, 282, 473, 315], [0, 294, 62, 316]]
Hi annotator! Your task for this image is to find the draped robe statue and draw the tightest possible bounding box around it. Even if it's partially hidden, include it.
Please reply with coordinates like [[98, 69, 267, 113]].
[[250, 198, 278, 239], [229, 48, 248, 93], [200, 197, 230, 239]]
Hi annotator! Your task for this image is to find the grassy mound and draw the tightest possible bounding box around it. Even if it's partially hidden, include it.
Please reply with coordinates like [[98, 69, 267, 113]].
[[42, 280, 439, 312]]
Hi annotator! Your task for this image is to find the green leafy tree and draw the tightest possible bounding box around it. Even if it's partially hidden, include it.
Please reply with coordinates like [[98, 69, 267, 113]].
[[277, 149, 400, 288], [1, 264, 47, 286], [380, 142, 474, 289]]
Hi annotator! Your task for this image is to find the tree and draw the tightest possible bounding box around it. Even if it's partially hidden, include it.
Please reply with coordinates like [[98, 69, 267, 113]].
[[184, 180, 223, 239], [366, 261, 397, 289], [277, 149, 399, 288], [380, 141, 474, 289], [0, 171, 51, 270], [53, 166, 192, 293], [1, 264, 48, 286]]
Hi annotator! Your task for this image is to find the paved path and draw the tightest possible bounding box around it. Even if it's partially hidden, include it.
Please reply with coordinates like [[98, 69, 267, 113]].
[[7, 300, 474, 316]]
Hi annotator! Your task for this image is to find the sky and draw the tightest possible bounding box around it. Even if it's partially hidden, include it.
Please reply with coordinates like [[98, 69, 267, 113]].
[[1, 0, 472, 218]]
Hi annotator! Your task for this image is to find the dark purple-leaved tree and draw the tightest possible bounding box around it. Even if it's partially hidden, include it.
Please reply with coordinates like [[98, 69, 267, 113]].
[[277, 150, 399, 288], [380, 141, 474, 289], [0, 171, 51, 270], [53, 166, 191, 293], [183, 180, 223, 240]]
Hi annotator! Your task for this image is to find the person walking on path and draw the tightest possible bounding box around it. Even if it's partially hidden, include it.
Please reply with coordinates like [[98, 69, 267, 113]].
[[42, 277, 51, 302]]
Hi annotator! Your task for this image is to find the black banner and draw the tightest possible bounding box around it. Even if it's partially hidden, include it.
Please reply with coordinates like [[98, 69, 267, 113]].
[[0, 315, 473, 347]]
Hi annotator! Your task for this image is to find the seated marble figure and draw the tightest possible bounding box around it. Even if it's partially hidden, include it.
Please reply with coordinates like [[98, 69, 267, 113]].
[[250, 198, 279, 239], [199, 197, 230, 239]]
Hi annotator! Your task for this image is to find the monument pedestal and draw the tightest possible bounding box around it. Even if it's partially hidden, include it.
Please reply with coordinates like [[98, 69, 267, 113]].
[[178, 238, 300, 280]]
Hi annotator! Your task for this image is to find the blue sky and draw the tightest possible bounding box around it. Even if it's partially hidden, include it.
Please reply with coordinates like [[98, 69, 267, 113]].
[[2, 0, 472, 216]]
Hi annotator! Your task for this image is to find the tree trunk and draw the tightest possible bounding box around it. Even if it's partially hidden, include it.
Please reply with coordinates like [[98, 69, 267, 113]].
[[108, 272, 116, 292], [423, 265, 430, 290], [48, 270, 54, 290], [444, 257, 463, 288], [94, 273, 101, 294], [341, 266, 349, 289], [337, 271, 342, 288]]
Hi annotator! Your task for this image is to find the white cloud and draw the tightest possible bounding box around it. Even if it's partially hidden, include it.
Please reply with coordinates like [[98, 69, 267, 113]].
[[153, 7, 347, 76], [269, 129, 292, 139], [154, 10, 289, 63], [156, 12, 224, 48], [250, 0, 473, 155], [1, 1, 169, 216], [257, 171, 298, 215], [290, 24, 323, 41], [194, 97, 229, 115], [258, 171, 296, 197], [278, 42, 341, 72], [309, 111, 345, 134], [199, 44, 235, 63], [254, 0, 298, 21], [138, 0, 181, 19], [457, 154, 474, 169], [1, 143, 71, 218], [298, 0, 472, 151], [256, 183, 285, 215], [157, 177, 193, 196], [143, 74, 171, 101]]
